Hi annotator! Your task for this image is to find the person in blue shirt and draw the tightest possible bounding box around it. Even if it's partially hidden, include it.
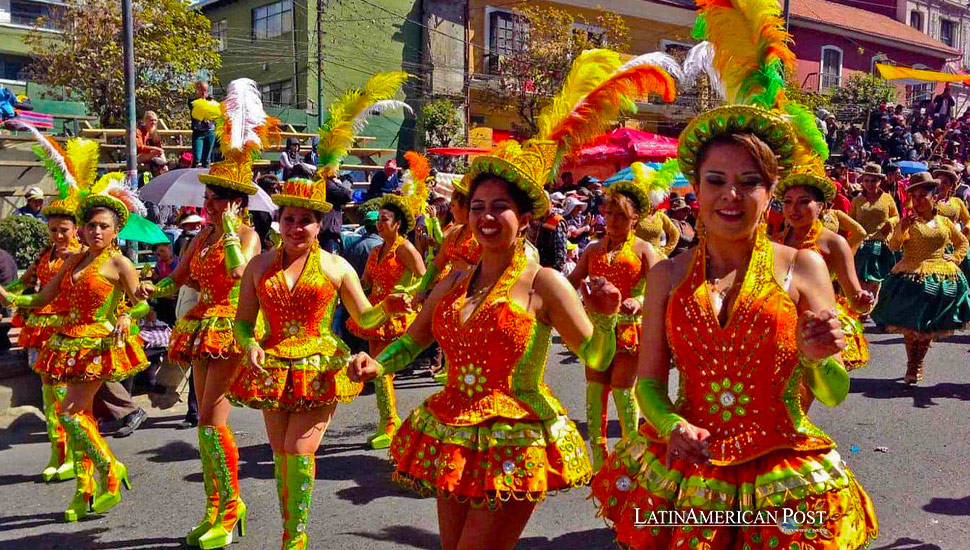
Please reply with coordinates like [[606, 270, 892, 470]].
[[15, 186, 45, 220]]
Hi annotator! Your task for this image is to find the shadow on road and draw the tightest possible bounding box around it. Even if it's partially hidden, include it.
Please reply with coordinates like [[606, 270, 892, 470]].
[[849, 377, 970, 408], [0, 525, 183, 549], [870, 536, 943, 550], [923, 494, 970, 516], [347, 524, 438, 549], [137, 440, 198, 464], [518, 527, 615, 549]]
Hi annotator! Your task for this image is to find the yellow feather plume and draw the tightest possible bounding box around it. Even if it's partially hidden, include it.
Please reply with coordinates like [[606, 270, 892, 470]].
[[64, 138, 101, 192], [536, 49, 623, 139], [400, 151, 431, 217]]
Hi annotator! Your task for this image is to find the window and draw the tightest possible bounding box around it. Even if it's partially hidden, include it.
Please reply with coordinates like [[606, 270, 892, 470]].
[[940, 19, 957, 48], [820, 46, 843, 90], [260, 80, 293, 106], [253, 0, 293, 40], [910, 10, 923, 31], [907, 63, 934, 104], [0, 55, 29, 81], [485, 9, 526, 74], [572, 22, 606, 47], [212, 19, 227, 52], [10, 0, 56, 29]]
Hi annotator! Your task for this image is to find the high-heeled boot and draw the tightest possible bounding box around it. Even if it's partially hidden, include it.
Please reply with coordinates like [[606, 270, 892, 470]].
[[41, 383, 74, 482], [60, 411, 130, 515], [197, 425, 247, 549], [369, 375, 400, 449], [911, 338, 931, 384], [586, 381, 610, 471], [63, 447, 97, 521], [274, 452, 285, 517], [280, 454, 315, 550], [186, 428, 221, 546], [611, 386, 639, 438]]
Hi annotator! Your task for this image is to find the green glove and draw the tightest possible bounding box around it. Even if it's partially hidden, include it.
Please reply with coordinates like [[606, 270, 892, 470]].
[[634, 378, 686, 441], [375, 334, 427, 377], [572, 312, 617, 372], [222, 206, 246, 271], [356, 302, 389, 330], [4, 279, 26, 294], [802, 355, 849, 407], [10, 293, 44, 309], [150, 276, 177, 299], [233, 319, 258, 352], [397, 262, 440, 295], [125, 301, 150, 321]]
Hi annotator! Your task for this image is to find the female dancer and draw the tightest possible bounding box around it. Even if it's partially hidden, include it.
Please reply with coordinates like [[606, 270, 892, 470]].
[[850, 162, 899, 298], [139, 78, 274, 548], [592, 3, 877, 546], [871, 171, 970, 383], [348, 48, 676, 550], [822, 207, 866, 251], [931, 165, 970, 281], [1, 172, 149, 521], [227, 178, 406, 549], [776, 169, 874, 370], [635, 167, 680, 258], [568, 162, 662, 470], [346, 153, 427, 450], [6, 195, 81, 482]]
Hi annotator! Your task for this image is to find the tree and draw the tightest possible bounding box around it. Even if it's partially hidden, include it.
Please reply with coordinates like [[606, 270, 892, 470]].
[[481, 6, 630, 136], [24, 0, 221, 127], [825, 74, 897, 125], [422, 98, 464, 148], [0, 216, 49, 269]]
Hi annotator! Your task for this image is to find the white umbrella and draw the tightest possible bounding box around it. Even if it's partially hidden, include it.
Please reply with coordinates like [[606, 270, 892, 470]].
[[138, 168, 277, 213]]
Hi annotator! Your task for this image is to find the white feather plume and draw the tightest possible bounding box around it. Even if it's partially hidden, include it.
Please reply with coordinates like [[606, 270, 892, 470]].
[[352, 100, 413, 133], [8, 119, 77, 190], [222, 78, 267, 152], [617, 52, 685, 82], [683, 41, 725, 99], [649, 188, 668, 209], [102, 173, 147, 217]]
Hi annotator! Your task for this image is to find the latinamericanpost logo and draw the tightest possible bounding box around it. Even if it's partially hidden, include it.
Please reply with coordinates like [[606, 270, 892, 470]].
[[634, 509, 830, 535]]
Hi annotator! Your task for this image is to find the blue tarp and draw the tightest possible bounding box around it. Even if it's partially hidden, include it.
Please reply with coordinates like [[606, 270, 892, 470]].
[[894, 161, 927, 175], [603, 162, 690, 188]]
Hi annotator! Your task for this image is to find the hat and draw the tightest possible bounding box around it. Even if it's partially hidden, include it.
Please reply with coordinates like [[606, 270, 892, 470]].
[[563, 196, 586, 214], [272, 178, 332, 213], [76, 172, 146, 228], [607, 160, 677, 216], [549, 191, 565, 203], [179, 213, 204, 226], [932, 165, 959, 184], [375, 151, 430, 232], [469, 49, 677, 218], [363, 210, 379, 224], [25, 186, 43, 200], [775, 164, 837, 203], [198, 79, 280, 195], [285, 136, 301, 148], [907, 171, 939, 191], [861, 163, 885, 179], [668, 195, 689, 211]]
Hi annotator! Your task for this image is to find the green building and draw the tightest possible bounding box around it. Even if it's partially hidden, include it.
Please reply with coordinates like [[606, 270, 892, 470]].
[[197, 0, 425, 153]]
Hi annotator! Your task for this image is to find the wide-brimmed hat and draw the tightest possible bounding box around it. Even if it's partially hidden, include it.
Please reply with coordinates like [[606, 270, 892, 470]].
[[932, 165, 960, 184], [25, 186, 43, 200], [179, 213, 204, 226], [272, 178, 333, 213], [907, 171, 939, 192], [860, 163, 885, 179], [668, 195, 689, 211]]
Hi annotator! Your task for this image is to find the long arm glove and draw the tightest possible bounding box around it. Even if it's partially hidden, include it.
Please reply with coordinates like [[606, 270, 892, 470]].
[[427, 215, 443, 247], [374, 334, 428, 377], [356, 301, 390, 330], [150, 276, 177, 299], [635, 377, 686, 441], [802, 355, 849, 407], [233, 319, 258, 352], [9, 293, 44, 309], [397, 261, 440, 295], [222, 207, 246, 271], [126, 301, 150, 321], [570, 312, 617, 372], [4, 279, 26, 293]]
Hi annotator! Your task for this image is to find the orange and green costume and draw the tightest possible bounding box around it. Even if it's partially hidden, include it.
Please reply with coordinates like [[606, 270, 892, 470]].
[[229, 244, 362, 411], [592, 230, 878, 549], [776, 219, 869, 371], [387, 242, 591, 509], [585, 231, 646, 469]]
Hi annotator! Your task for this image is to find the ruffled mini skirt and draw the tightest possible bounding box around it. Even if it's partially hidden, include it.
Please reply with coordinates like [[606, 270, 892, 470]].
[[228, 338, 362, 412], [18, 312, 65, 351], [169, 315, 240, 366], [617, 318, 640, 356], [854, 240, 896, 283], [591, 434, 878, 550], [389, 403, 592, 510], [33, 331, 148, 383], [872, 271, 970, 336]]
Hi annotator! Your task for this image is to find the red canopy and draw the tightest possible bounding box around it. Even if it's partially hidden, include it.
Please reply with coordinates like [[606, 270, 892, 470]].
[[570, 127, 678, 165]]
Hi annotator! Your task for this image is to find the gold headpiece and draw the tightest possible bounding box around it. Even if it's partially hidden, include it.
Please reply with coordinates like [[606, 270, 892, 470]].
[[775, 159, 836, 203], [272, 178, 333, 213], [376, 151, 430, 232], [606, 159, 679, 216]]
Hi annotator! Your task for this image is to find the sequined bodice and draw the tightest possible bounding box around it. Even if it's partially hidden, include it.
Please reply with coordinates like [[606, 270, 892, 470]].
[[851, 193, 896, 236], [588, 232, 644, 301], [426, 242, 561, 426], [36, 246, 76, 316], [188, 236, 239, 319], [637, 212, 666, 248], [59, 248, 123, 338], [822, 211, 839, 233], [936, 197, 969, 227], [663, 230, 833, 465], [365, 234, 410, 302], [893, 215, 962, 275], [444, 224, 482, 267], [258, 245, 341, 358]]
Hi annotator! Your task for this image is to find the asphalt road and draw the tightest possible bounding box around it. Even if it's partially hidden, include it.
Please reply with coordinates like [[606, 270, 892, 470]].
[[0, 325, 968, 550]]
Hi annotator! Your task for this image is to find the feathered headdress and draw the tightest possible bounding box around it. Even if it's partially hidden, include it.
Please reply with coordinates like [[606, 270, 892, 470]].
[[76, 171, 146, 227], [377, 151, 429, 232], [607, 159, 679, 216], [469, 48, 678, 216], [316, 71, 412, 179], [7, 120, 80, 217], [677, 0, 802, 183], [199, 78, 281, 194], [272, 178, 332, 213]]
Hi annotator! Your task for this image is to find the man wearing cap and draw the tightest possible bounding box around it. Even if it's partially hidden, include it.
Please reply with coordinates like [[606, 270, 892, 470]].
[[174, 212, 205, 257], [666, 194, 696, 257], [16, 186, 44, 219], [366, 159, 400, 200]]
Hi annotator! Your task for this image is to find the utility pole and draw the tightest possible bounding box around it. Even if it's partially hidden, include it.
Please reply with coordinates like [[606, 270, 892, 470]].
[[121, 0, 137, 185], [782, 0, 791, 31], [316, 0, 326, 127]]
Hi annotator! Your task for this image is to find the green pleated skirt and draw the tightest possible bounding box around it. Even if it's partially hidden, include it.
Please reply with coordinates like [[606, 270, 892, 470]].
[[872, 271, 970, 334], [855, 240, 897, 283]]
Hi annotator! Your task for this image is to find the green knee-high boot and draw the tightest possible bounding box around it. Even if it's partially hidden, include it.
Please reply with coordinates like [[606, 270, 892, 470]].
[[280, 453, 315, 550], [196, 425, 247, 549], [59, 411, 130, 515], [369, 375, 400, 449], [186, 428, 221, 546], [611, 386, 639, 438], [63, 442, 97, 522], [41, 383, 74, 482], [586, 381, 610, 471]]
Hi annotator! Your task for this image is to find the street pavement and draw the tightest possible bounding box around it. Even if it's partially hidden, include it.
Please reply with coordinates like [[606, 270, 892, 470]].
[[0, 325, 968, 549]]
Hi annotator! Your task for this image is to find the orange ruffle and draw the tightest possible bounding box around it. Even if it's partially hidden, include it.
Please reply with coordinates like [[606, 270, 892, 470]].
[[33, 333, 148, 383], [169, 316, 240, 366], [228, 353, 362, 412]]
